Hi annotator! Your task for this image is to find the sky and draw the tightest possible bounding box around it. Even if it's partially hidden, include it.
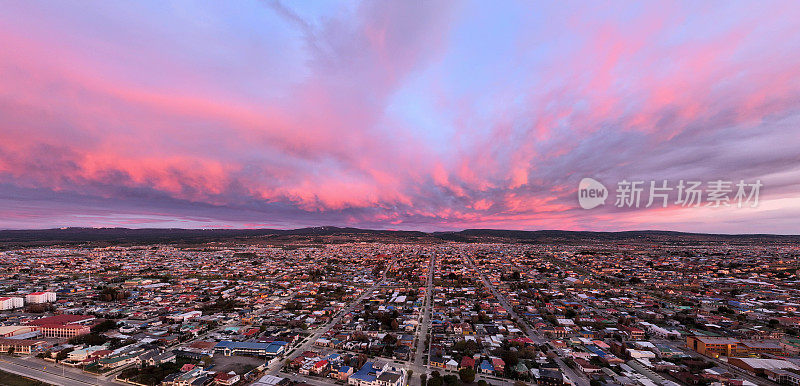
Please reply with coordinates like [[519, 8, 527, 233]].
[[0, 1, 799, 233]]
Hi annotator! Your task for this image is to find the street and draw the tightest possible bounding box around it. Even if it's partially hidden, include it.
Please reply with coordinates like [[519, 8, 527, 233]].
[[464, 255, 590, 386], [0, 355, 121, 386]]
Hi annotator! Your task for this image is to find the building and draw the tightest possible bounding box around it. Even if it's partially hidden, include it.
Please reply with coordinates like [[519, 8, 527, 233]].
[[214, 340, 287, 357], [686, 336, 739, 358], [765, 369, 800, 385], [537, 369, 565, 386], [0, 338, 48, 355], [252, 375, 289, 386], [687, 336, 784, 358], [335, 366, 354, 381], [25, 291, 56, 304], [491, 357, 505, 374], [0, 297, 24, 310], [0, 325, 36, 338], [479, 360, 494, 374], [214, 372, 241, 385], [99, 353, 139, 369], [429, 355, 446, 368], [376, 371, 402, 386], [348, 362, 403, 386], [728, 358, 800, 376], [167, 311, 202, 323], [460, 356, 475, 370], [738, 340, 783, 356], [574, 358, 601, 374], [26, 315, 95, 339]]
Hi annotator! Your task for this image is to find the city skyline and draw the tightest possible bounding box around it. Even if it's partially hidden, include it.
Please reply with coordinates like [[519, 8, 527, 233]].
[[1, 2, 800, 233]]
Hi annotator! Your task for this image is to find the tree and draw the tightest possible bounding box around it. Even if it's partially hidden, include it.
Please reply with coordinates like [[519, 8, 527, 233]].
[[56, 348, 73, 361], [383, 333, 398, 345], [428, 371, 443, 386], [443, 374, 459, 386], [419, 374, 427, 386], [502, 350, 519, 367], [459, 367, 476, 383], [768, 319, 780, 328], [91, 319, 118, 333]]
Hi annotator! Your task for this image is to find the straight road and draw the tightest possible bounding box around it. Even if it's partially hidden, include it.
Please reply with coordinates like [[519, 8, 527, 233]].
[[0, 356, 118, 386], [413, 254, 435, 368], [266, 263, 393, 375], [464, 255, 590, 386]]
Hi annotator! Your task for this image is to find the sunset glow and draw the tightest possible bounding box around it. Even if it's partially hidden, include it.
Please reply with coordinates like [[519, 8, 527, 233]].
[[1, 2, 799, 232]]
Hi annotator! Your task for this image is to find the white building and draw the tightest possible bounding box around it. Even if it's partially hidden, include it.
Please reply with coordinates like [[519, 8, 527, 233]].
[[0, 297, 24, 310], [167, 310, 202, 322], [26, 292, 56, 304], [639, 322, 681, 339]]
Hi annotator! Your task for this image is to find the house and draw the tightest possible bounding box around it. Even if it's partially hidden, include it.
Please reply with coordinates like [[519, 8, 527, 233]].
[[152, 351, 176, 366], [392, 345, 410, 360], [491, 358, 505, 374], [348, 362, 402, 386], [214, 372, 241, 385], [335, 366, 354, 381], [99, 352, 140, 369], [479, 360, 494, 374], [429, 355, 446, 369], [574, 358, 600, 374], [537, 369, 565, 386], [312, 360, 329, 375], [619, 325, 645, 340], [376, 371, 402, 386], [445, 358, 459, 371], [68, 344, 108, 361], [460, 356, 475, 370]]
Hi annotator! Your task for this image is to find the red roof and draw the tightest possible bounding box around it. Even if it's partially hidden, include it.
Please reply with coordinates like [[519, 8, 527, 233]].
[[215, 373, 238, 381], [314, 360, 328, 369], [27, 315, 93, 326], [35, 324, 88, 330], [492, 358, 505, 368]]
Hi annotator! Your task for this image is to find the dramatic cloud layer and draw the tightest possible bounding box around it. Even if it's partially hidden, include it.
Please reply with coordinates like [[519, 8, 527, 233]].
[[1, 1, 799, 232]]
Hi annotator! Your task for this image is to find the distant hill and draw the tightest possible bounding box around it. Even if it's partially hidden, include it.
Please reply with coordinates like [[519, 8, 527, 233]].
[[0, 226, 428, 247], [0, 226, 796, 247], [433, 229, 800, 244]]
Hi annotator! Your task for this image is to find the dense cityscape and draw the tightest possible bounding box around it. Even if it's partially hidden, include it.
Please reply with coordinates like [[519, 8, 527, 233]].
[[0, 230, 798, 386], [3, 2, 800, 386]]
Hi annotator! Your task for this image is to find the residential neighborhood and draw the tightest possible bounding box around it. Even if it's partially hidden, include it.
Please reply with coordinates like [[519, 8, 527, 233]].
[[0, 233, 799, 386]]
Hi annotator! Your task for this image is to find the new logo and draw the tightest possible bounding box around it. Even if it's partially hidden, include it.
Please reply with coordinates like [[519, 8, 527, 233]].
[[578, 178, 607, 209]]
